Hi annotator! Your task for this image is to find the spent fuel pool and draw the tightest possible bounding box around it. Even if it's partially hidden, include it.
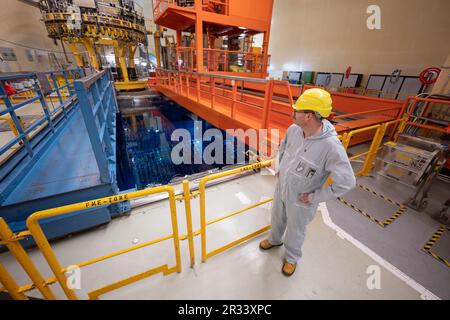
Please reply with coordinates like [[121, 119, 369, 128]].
[[116, 94, 252, 190]]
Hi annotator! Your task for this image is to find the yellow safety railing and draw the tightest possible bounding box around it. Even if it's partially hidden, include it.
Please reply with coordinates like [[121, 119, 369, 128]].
[[0, 116, 20, 137], [21, 185, 181, 300], [0, 116, 30, 142], [341, 116, 409, 176], [198, 160, 274, 262], [0, 218, 56, 300]]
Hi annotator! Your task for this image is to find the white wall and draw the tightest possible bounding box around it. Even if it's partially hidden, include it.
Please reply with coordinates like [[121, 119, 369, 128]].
[[0, 0, 76, 73], [268, 0, 450, 85]]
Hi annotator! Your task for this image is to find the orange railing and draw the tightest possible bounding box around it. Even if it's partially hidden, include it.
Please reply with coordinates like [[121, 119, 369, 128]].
[[154, 0, 229, 19], [202, 0, 229, 15], [176, 47, 196, 71], [153, 0, 175, 19], [203, 48, 263, 73], [155, 69, 406, 148], [402, 96, 450, 135], [165, 47, 264, 75], [155, 68, 291, 135]]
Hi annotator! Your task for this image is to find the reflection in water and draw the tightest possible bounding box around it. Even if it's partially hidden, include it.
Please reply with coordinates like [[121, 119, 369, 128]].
[[117, 96, 251, 190]]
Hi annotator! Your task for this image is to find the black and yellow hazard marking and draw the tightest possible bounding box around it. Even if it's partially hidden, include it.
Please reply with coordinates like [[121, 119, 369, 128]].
[[422, 226, 450, 267], [358, 184, 403, 207], [337, 197, 407, 228], [337, 197, 385, 227], [382, 206, 408, 227]]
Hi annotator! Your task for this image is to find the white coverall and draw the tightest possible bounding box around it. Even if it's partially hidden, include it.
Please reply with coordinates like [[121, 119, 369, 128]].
[[268, 120, 356, 264]]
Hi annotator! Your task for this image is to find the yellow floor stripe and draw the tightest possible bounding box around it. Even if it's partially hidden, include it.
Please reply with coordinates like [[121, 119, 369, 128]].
[[358, 184, 403, 207], [338, 195, 407, 228], [422, 226, 449, 267]]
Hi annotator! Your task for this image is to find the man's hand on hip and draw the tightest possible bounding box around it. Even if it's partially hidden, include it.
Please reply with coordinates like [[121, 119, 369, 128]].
[[298, 193, 311, 204]]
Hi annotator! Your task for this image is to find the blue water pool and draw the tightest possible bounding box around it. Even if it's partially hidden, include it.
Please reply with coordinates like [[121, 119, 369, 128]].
[[117, 95, 252, 190]]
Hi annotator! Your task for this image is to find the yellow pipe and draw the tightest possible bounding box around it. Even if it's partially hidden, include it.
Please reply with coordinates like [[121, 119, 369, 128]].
[[343, 124, 381, 149], [26, 185, 181, 300], [0, 218, 56, 300], [360, 123, 387, 176], [206, 198, 273, 226], [0, 263, 28, 300], [88, 264, 176, 300], [0, 116, 19, 137], [206, 225, 271, 260], [349, 151, 369, 161], [182, 180, 196, 267], [393, 116, 410, 142], [62, 235, 173, 271]]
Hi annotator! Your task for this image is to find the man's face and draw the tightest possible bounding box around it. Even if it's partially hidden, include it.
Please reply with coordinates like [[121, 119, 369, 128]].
[[292, 110, 312, 128]]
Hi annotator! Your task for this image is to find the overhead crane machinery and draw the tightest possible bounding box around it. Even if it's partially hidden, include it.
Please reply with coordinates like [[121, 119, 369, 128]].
[[39, 0, 150, 91]]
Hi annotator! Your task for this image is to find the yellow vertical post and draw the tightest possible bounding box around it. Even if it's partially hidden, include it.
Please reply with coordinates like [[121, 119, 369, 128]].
[[0, 218, 56, 300], [0, 263, 28, 300], [0, 117, 19, 137], [67, 42, 84, 68], [199, 180, 207, 262], [360, 124, 387, 176], [167, 188, 182, 273], [128, 44, 137, 68], [81, 39, 100, 70], [342, 132, 351, 150], [393, 115, 409, 142], [115, 42, 129, 82], [154, 25, 163, 68], [182, 180, 195, 267], [113, 45, 121, 73], [25, 216, 78, 300], [18, 116, 30, 140]]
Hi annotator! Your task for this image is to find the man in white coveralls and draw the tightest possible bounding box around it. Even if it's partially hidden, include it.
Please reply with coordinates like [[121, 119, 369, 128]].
[[260, 88, 356, 276]]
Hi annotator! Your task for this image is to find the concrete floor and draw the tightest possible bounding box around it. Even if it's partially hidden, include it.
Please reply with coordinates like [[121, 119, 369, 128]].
[[0, 171, 424, 300]]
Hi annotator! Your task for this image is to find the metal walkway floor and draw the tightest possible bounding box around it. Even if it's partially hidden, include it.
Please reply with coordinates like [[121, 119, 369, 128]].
[[4, 109, 101, 205]]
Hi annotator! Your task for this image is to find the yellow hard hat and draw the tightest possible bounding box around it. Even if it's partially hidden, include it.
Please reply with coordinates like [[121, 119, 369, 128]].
[[292, 88, 332, 118]]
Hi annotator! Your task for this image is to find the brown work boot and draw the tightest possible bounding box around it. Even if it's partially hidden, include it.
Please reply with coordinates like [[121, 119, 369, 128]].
[[282, 260, 297, 276], [259, 239, 283, 250]]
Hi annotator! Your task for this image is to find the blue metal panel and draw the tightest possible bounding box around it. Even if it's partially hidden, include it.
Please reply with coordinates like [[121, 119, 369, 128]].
[[0, 68, 128, 247]]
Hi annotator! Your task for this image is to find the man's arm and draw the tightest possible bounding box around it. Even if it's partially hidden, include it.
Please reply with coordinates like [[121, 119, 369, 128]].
[[309, 145, 356, 203], [274, 130, 288, 175]]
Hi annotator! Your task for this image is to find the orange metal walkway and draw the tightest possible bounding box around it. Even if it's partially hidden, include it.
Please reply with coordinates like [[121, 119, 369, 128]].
[[155, 69, 406, 149]]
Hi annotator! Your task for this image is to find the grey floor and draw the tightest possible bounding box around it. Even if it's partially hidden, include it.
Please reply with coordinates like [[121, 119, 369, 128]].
[[327, 173, 450, 299], [326, 142, 450, 299], [0, 169, 432, 300]]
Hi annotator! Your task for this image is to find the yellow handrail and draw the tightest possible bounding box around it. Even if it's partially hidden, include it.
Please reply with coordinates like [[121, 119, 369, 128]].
[[26, 185, 181, 300], [0, 116, 19, 137], [198, 160, 274, 262]]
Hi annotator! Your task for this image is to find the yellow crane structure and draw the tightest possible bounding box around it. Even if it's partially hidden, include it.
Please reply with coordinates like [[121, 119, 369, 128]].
[[39, 0, 149, 91]]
